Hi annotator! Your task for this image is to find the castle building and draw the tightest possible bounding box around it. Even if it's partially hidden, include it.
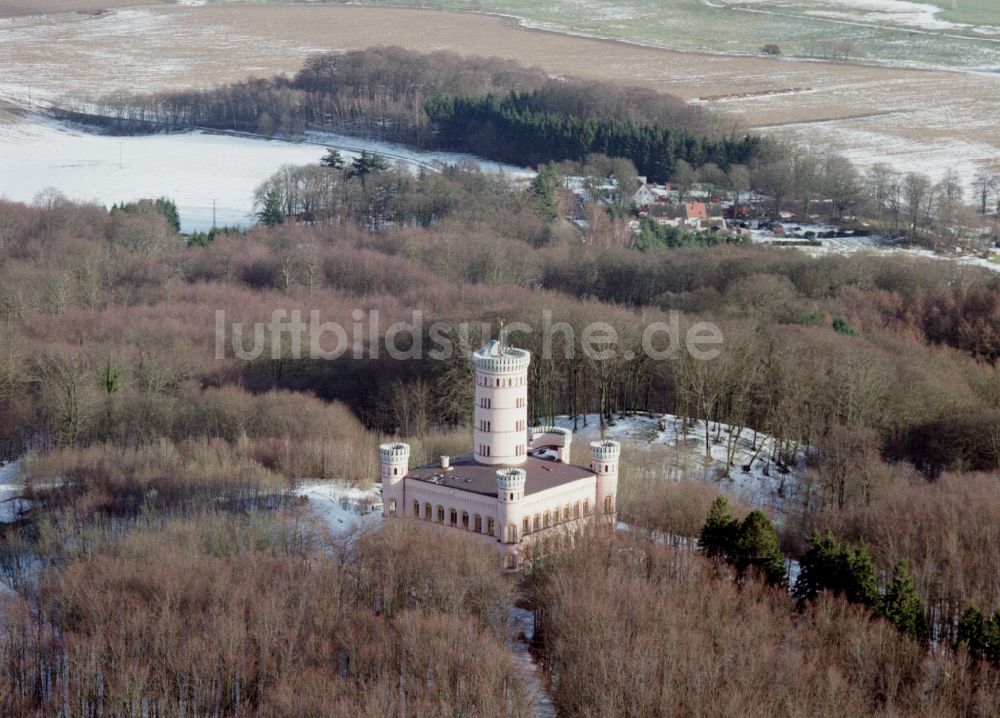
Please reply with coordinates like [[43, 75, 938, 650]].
[[380, 338, 620, 570]]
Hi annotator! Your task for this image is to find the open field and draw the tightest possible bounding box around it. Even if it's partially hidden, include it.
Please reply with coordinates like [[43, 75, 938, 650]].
[[0, 3, 997, 183], [361, 0, 1000, 69], [0, 0, 165, 17], [923, 0, 1000, 26], [144, 0, 1000, 70]]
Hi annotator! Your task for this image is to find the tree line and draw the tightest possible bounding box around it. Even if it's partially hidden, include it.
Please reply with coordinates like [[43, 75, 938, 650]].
[[424, 91, 761, 181], [56, 46, 754, 182]]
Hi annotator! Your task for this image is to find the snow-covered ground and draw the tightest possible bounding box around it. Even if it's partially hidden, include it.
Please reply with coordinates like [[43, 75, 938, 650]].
[[792, 0, 967, 32], [554, 413, 807, 520], [294, 479, 382, 536], [750, 222, 1000, 273], [0, 460, 26, 525], [0, 115, 533, 233]]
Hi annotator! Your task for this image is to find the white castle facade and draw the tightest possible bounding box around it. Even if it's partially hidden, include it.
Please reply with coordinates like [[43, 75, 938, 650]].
[[379, 339, 620, 570]]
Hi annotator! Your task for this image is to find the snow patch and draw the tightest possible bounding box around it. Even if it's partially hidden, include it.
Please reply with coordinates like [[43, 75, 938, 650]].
[[554, 413, 806, 520], [294, 479, 381, 536], [0, 116, 533, 233], [0, 461, 27, 524]]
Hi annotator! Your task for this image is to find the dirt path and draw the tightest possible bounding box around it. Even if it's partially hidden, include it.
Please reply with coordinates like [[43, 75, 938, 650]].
[[509, 600, 558, 718]]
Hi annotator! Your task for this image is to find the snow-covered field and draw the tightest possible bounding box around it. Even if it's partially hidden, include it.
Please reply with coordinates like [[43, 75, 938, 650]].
[[294, 479, 382, 536], [555, 413, 806, 520], [744, 0, 968, 32], [0, 116, 533, 233]]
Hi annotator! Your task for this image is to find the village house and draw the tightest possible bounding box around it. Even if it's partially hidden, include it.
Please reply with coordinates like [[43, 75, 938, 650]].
[[631, 181, 676, 208], [379, 338, 620, 571], [645, 201, 728, 231]]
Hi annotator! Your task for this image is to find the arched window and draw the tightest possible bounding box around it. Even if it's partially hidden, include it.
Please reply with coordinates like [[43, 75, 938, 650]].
[[424, 503, 432, 520], [543, 510, 550, 528], [505, 524, 518, 543], [533, 514, 540, 532], [413, 500, 420, 517], [564, 504, 571, 522], [388, 499, 396, 517], [604, 495, 613, 514], [487, 517, 495, 536], [553, 506, 560, 523], [474, 514, 482, 533], [450, 509, 458, 526], [523, 516, 530, 536], [583, 499, 590, 515], [505, 554, 517, 570], [461, 511, 469, 529], [437, 505, 445, 522], [574, 501, 581, 519]]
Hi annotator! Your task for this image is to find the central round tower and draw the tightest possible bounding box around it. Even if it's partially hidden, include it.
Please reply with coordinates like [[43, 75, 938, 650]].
[[472, 339, 530, 465]]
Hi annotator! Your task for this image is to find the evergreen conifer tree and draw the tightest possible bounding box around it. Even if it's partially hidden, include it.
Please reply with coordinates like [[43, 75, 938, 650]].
[[794, 529, 841, 601], [795, 531, 877, 607], [320, 148, 346, 170], [843, 541, 879, 608], [957, 605, 986, 661], [530, 163, 562, 223], [986, 609, 1000, 666], [258, 189, 285, 227], [155, 197, 181, 233], [699, 495, 737, 560], [349, 151, 391, 183], [882, 561, 926, 640], [734, 510, 786, 587]]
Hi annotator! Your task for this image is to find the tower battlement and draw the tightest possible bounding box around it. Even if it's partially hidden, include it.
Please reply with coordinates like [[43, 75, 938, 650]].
[[590, 440, 621, 462], [379, 442, 410, 464], [496, 467, 527, 493], [472, 341, 531, 374]]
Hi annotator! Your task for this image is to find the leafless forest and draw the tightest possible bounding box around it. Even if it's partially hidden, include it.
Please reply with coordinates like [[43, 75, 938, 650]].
[[2, 172, 1000, 713], [3, 44, 1000, 713]]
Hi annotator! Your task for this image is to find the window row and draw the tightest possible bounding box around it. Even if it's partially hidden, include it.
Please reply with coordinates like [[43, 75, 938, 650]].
[[413, 501, 495, 536], [476, 420, 526, 432], [522, 499, 591, 536], [477, 375, 526, 387], [523, 531, 581, 561]]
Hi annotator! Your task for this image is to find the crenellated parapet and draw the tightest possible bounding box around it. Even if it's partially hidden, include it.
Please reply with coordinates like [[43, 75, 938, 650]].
[[472, 342, 531, 374], [590, 439, 621, 463], [530, 425, 573, 462], [496, 467, 526, 496], [379, 442, 411, 466]]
